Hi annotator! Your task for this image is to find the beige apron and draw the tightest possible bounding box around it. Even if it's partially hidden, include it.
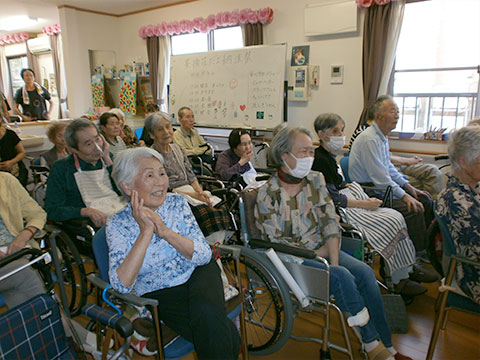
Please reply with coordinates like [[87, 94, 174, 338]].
[[73, 154, 126, 216]]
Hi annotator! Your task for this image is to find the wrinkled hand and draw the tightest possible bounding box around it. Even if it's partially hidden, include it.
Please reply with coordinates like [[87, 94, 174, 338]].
[[239, 151, 254, 166], [404, 183, 431, 200], [402, 193, 424, 213], [194, 190, 212, 206], [143, 208, 171, 238], [131, 190, 155, 233], [96, 134, 113, 165], [82, 207, 108, 228], [7, 231, 31, 255], [406, 156, 423, 165], [362, 198, 382, 210], [0, 160, 13, 171], [45, 113, 51, 120]]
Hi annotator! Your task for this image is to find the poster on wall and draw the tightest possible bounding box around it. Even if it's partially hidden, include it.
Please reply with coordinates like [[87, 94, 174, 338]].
[[119, 72, 137, 115], [291, 45, 310, 66], [91, 74, 105, 107]]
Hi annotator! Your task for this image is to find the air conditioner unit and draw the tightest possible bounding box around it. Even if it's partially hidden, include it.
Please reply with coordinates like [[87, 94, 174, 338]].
[[27, 36, 51, 53]]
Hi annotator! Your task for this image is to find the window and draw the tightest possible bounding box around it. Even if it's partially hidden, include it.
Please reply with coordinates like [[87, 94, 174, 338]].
[[171, 32, 208, 56], [7, 55, 28, 97], [171, 26, 243, 56], [392, 0, 480, 133]]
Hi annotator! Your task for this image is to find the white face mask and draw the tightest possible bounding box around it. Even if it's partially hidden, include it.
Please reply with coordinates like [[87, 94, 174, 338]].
[[325, 136, 346, 152], [284, 153, 314, 179]]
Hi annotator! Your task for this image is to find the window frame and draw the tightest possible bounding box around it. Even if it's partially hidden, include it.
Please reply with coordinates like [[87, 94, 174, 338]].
[[170, 25, 244, 56], [389, 1, 480, 134]]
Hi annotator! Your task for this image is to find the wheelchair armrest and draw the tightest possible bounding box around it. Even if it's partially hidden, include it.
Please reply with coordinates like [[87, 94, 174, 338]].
[[255, 168, 276, 175], [87, 274, 159, 307], [248, 238, 317, 259], [30, 164, 50, 173], [0, 248, 45, 268], [434, 154, 449, 161], [451, 254, 480, 268], [196, 176, 225, 189], [81, 304, 133, 338]]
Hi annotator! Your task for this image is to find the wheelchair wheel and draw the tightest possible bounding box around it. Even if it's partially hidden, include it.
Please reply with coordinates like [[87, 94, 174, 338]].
[[44, 231, 88, 317], [221, 246, 293, 355]]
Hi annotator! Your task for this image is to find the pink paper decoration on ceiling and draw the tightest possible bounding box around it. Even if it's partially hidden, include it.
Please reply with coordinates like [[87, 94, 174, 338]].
[[0, 32, 30, 46], [138, 7, 274, 39], [355, 0, 396, 8], [43, 24, 61, 36]]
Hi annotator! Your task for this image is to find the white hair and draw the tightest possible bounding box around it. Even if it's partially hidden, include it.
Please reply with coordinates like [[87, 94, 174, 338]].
[[111, 148, 164, 199], [448, 125, 480, 173]]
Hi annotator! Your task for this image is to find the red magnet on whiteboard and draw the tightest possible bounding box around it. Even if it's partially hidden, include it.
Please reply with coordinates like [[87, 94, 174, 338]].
[[240, 105, 246, 111]]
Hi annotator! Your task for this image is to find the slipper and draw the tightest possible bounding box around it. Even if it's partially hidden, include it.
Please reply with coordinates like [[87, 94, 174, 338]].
[[367, 343, 394, 360]]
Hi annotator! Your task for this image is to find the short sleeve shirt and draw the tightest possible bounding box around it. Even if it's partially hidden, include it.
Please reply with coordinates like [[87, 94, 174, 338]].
[[14, 86, 51, 120], [0, 129, 21, 162]]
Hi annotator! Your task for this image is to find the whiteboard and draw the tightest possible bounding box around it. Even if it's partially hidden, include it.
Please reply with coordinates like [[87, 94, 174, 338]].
[[169, 44, 287, 130]]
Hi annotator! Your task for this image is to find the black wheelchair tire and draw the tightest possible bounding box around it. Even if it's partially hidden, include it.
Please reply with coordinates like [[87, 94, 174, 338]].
[[221, 246, 294, 355], [45, 231, 88, 317]]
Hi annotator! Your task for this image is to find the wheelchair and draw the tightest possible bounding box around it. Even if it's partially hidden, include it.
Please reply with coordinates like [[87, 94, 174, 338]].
[[89, 226, 249, 360], [207, 188, 372, 358], [0, 247, 134, 360]]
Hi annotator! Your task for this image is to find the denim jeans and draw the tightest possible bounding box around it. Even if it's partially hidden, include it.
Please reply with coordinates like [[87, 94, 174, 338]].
[[303, 250, 392, 347]]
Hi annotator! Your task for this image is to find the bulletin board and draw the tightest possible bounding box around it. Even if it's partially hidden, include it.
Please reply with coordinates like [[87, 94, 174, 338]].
[[169, 44, 287, 130]]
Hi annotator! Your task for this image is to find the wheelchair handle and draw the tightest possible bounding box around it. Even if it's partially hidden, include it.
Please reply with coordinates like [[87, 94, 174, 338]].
[[0, 249, 51, 282]]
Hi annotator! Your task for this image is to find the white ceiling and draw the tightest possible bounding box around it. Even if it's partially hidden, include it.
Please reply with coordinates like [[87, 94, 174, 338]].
[[0, 0, 185, 35]]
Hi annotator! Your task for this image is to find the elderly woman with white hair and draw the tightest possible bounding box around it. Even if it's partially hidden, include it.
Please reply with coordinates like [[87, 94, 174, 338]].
[[435, 125, 480, 304], [107, 147, 240, 359], [145, 112, 231, 242], [109, 108, 137, 147], [255, 126, 411, 360]]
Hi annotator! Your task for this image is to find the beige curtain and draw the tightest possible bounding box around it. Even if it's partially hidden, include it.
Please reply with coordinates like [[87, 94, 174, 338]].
[[378, 0, 406, 95], [146, 36, 171, 112], [26, 43, 41, 82], [356, 3, 395, 129], [146, 37, 160, 106], [244, 23, 263, 46], [0, 46, 12, 105], [158, 36, 171, 112], [50, 34, 62, 118]]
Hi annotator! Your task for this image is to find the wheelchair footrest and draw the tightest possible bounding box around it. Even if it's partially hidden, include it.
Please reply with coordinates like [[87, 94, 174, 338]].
[[81, 304, 133, 338]]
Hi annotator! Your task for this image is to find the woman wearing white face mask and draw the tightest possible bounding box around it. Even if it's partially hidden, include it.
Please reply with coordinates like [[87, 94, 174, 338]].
[[312, 113, 435, 299], [255, 126, 412, 360]]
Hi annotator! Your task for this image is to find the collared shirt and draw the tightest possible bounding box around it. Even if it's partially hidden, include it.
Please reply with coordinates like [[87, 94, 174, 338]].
[[0, 172, 46, 244], [153, 143, 197, 189], [173, 127, 211, 156], [349, 122, 407, 199], [435, 175, 480, 304], [45, 154, 117, 221], [107, 194, 211, 296], [255, 171, 340, 251], [215, 149, 251, 181]]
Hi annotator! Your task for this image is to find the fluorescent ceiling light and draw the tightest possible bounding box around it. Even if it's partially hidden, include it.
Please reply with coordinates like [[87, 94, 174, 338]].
[[0, 16, 39, 31]]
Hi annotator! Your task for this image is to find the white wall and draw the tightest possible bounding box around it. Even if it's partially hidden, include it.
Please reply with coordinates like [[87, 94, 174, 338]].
[[115, 0, 365, 138], [59, 7, 120, 117]]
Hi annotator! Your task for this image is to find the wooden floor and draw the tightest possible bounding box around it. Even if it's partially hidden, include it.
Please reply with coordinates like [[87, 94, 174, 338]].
[[125, 261, 480, 360]]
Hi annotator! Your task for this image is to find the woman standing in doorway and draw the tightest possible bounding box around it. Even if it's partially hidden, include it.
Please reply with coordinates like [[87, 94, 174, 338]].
[[14, 68, 53, 121]]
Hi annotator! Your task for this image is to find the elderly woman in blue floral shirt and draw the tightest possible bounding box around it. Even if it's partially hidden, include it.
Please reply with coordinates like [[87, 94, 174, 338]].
[[435, 125, 480, 304], [107, 147, 239, 359]]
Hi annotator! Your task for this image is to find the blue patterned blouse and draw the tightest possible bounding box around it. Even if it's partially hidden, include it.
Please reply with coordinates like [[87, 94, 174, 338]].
[[106, 193, 212, 296]]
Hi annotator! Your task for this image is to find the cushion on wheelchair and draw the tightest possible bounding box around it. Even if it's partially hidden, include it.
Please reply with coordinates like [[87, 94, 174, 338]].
[[248, 238, 316, 260], [81, 304, 133, 338], [0, 294, 76, 360]]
